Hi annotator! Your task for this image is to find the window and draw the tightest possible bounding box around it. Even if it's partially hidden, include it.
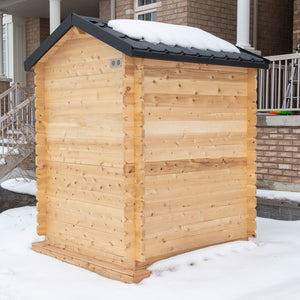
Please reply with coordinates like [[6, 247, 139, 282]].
[[138, 11, 157, 21], [138, 0, 157, 6], [134, 0, 161, 21]]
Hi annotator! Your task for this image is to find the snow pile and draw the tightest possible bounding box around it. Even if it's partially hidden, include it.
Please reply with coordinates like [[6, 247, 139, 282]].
[[1, 178, 37, 196], [257, 189, 300, 203], [108, 19, 240, 53], [0, 157, 6, 165], [0, 206, 300, 300]]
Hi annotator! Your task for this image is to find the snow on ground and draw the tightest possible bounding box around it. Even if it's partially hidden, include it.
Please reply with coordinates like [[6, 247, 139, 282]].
[[257, 189, 300, 203], [108, 19, 239, 53], [0, 206, 300, 300], [0, 178, 37, 196]]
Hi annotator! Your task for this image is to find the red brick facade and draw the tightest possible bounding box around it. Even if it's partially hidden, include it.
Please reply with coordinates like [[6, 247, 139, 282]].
[[99, 0, 111, 19], [258, 0, 293, 55], [294, 0, 300, 50], [0, 81, 10, 94], [186, 0, 237, 44], [256, 126, 300, 188], [25, 18, 40, 89], [25, 18, 49, 89], [116, 0, 134, 19], [0, 80, 11, 115], [157, 0, 188, 25]]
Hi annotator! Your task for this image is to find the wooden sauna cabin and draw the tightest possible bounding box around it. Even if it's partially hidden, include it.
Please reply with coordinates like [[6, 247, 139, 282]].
[[24, 13, 269, 283]]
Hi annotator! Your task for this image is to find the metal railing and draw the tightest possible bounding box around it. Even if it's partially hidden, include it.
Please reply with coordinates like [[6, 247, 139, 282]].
[[257, 53, 300, 112], [0, 83, 20, 116], [0, 96, 35, 156], [0, 82, 35, 177]]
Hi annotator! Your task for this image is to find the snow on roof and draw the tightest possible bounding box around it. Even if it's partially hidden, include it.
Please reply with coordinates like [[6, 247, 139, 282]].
[[108, 19, 240, 54]]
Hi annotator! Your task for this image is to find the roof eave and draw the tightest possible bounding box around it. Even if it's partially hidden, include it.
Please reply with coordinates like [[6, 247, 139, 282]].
[[131, 49, 270, 69]]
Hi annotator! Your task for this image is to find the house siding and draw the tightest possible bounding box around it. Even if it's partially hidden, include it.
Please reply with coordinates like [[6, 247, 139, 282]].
[[116, 0, 134, 19]]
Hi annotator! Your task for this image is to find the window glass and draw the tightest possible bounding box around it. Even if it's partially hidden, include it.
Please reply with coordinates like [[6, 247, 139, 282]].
[[138, 11, 157, 21], [138, 0, 156, 6]]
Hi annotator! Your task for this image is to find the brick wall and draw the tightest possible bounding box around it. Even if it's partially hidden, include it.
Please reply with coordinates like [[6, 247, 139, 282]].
[[294, 0, 300, 51], [258, 0, 293, 55], [25, 18, 40, 89], [40, 18, 50, 43], [185, 0, 293, 55], [25, 18, 49, 89], [157, 0, 188, 25], [99, 0, 111, 19], [157, 0, 236, 40], [256, 126, 300, 189], [0, 81, 10, 94], [186, 0, 236, 44], [116, 0, 134, 19], [0, 81, 11, 115]]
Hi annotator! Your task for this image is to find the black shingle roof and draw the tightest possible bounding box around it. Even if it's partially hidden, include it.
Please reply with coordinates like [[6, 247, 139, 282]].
[[24, 13, 269, 71]]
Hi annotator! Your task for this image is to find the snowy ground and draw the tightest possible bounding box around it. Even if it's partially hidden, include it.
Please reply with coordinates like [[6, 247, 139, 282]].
[[0, 178, 36, 196], [0, 206, 300, 300]]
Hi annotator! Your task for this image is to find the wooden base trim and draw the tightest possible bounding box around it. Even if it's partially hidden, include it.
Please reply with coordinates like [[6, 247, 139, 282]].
[[32, 241, 151, 283]]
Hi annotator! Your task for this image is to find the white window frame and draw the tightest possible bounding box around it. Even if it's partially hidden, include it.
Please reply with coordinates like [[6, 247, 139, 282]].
[[3, 14, 26, 84], [134, 0, 161, 20], [135, 8, 158, 21]]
